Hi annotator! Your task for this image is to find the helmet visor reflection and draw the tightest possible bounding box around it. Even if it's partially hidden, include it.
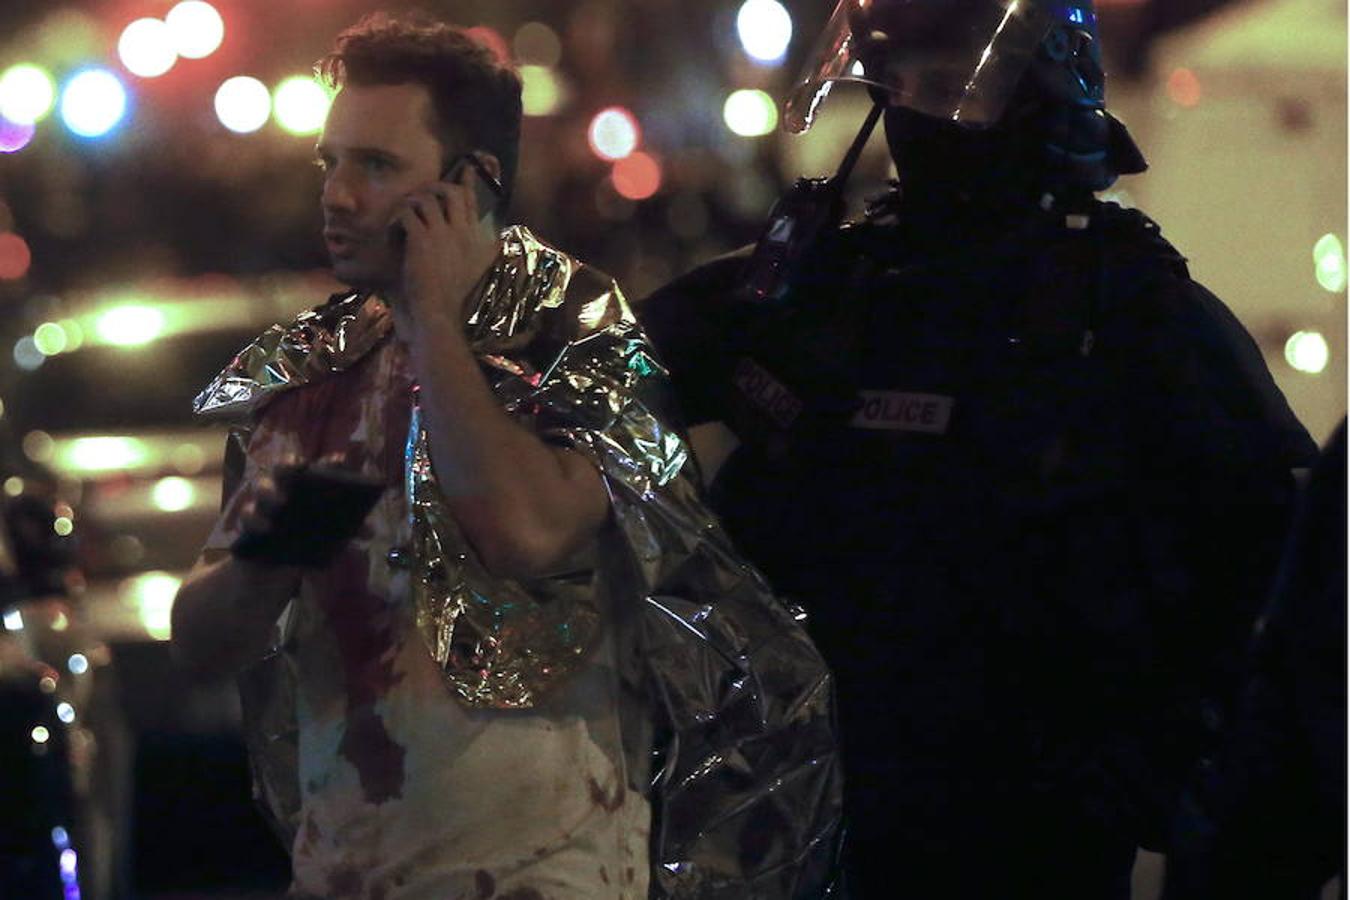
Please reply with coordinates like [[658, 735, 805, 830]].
[[784, 0, 1057, 133]]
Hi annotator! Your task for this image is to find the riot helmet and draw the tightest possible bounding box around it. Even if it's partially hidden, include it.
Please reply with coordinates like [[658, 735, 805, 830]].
[[785, 0, 1107, 133]]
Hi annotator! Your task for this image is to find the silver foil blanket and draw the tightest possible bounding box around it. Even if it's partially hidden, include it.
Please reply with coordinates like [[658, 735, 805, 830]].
[[194, 225, 842, 897]]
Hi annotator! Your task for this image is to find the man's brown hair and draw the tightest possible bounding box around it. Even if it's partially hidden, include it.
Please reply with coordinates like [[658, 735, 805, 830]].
[[318, 13, 522, 215]]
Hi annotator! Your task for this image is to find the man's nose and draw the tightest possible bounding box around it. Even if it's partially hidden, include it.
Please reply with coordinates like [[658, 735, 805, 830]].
[[321, 167, 358, 214]]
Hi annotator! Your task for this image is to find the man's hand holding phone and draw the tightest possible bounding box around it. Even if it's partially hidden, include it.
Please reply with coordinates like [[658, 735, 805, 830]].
[[391, 153, 504, 330], [231, 463, 384, 567]]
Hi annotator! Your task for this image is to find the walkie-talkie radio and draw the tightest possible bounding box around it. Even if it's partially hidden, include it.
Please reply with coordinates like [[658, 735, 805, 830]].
[[738, 102, 883, 304]]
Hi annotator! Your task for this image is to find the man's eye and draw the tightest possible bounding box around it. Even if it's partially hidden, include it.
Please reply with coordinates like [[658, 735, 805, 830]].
[[364, 158, 392, 173]]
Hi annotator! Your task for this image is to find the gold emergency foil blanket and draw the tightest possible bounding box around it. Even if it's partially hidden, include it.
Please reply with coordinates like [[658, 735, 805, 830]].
[[194, 225, 842, 897]]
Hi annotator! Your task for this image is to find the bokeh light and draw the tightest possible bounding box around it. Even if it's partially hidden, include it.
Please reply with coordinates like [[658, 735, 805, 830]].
[[151, 476, 196, 512], [22, 430, 54, 463], [215, 76, 270, 133], [514, 22, 563, 67], [1285, 331, 1330, 375], [588, 107, 640, 161], [166, 1, 225, 60], [60, 436, 149, 472], [1313, 233, 1347, 293], [612, 152, 662, 201], [57, 703, 76, 724], [33, 322, 69, 356], [520, 65, 562, 117], [0, 64, 57, 124], [13, 337, 44, 371], [723, 88, 779, 136], [118, 18, 178, 79], [273, 77, 331, 136], [95, 304, 166, 347], [68, 653, 89, 675], [31, 725, 50, 744], [60, 69, 129, 138], [737, 0, 794, 64], [121, 571, 182, 641], [0, 232, 32, 280], [1166, 68, 1202, 107], [0, 116, 36, 153]]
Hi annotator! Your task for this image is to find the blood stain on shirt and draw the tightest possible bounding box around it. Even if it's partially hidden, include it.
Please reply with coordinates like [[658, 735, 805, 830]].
[[587, 775, 626, 812], [337, 704, 407, 804]]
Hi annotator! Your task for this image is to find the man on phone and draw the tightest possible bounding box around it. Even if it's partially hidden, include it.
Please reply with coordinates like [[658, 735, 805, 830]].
[[171, 13, 840, 899]]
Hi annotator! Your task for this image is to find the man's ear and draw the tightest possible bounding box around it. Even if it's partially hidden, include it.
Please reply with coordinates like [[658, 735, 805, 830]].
[[472, 152, 502, 184]]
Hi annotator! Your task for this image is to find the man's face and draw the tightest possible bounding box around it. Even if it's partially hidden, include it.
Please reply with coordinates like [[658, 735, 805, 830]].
[[316, 82, 446, 291]]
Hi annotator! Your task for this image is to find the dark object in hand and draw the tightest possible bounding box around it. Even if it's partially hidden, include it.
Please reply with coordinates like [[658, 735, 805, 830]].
[[231, 464, 384, 567]]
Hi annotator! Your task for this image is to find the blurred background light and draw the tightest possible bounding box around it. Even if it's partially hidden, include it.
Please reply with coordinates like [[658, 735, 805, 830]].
[[611, 151, 663, 201], [58, 436, 150, 473], [0, 232, 32, 280], [151, 476, 196, 512], [68, 653, 89, 675], [0, 115, 36, 153], [32, 725, 50, 744], [215, 76, 271, 133], [95, 304, 166, 347], [165, 1, 225, 60], [33, 322, 68, 356], [34, 10, 101, 68], [60, 69, 129, 138], [120, 571, 181, 641], [13, 336, 44, 371], [1166, 67, 1202, 107], [53, 516, 73, 537], [56, 702, 75, 724], [1313, 233, 1346, 293], [3, 608, 22, 631], [588, 107, 640, 161], [520, 65, 562, 116], [272, 76, 330, 136], [736, 0, 794, 64], [723, 88, 779, 136], [514, 22, 563, 67], [1285, 330, 1330, 375], [0, 63, 57, 124], [22, 430, 54, 462], [118, 18, 178, 79]]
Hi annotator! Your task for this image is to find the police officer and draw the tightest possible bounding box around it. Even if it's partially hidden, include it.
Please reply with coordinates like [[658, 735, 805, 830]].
[[639, 1, 1318, 897]]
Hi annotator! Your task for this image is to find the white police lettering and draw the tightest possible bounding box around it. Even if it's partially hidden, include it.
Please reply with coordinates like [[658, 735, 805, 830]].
[[850, 391, 954, 434], [734, 358, 803, 428]]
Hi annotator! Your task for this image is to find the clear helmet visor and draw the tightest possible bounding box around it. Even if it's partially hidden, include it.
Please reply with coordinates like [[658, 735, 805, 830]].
[[784, 0, 1064, 133]]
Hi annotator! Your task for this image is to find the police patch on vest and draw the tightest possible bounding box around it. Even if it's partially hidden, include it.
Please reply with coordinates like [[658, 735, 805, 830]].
[[851, 391, 954, 434], [734, 357, 803, 428]]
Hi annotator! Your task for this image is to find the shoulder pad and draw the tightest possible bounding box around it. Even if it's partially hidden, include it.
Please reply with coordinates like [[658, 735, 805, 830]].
[[1096, 202, 1190, 278]]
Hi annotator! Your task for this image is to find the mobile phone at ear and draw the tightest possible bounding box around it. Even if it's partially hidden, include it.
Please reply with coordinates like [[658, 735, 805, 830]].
[[444, 154, 503, 223], [230, 464, 384, 567], [389, 154, 502, 243]]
